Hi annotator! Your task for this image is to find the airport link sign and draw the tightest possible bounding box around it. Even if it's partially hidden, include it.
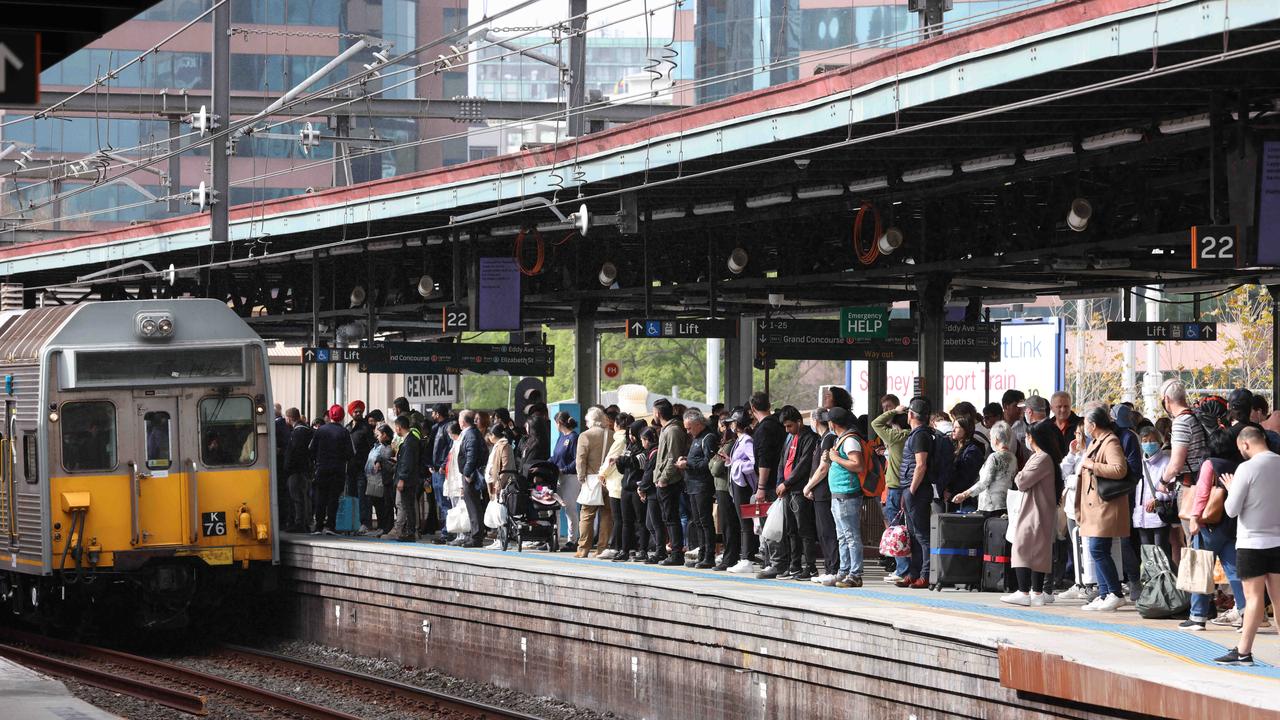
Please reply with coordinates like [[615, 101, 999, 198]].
[[757, 318, 1000, 363], [625, 318, 738, 339], [363, 341, 555, 376], [1106, 322, 1218, 342]]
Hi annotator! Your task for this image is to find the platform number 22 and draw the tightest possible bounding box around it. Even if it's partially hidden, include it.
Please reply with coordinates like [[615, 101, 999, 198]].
[[1199, 234, 1234, 261]]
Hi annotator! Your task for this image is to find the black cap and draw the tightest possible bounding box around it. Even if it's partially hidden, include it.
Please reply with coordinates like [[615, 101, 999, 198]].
[[827, 407, 853, 428], [726, 406, 747, 424], [909, 398, 932, 417]]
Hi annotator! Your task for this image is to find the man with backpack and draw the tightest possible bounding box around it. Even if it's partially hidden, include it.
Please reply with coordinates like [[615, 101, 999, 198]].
[[759, 406, 819, 580], [822, 408, 870, 587], [897, 397, 936, 589]]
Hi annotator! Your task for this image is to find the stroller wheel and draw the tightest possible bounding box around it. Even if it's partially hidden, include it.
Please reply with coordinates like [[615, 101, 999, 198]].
[[550, 532, 560, 553]]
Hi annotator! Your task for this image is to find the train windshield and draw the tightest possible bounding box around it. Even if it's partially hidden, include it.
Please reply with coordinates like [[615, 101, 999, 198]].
[[60, 401, 117, 472], [199, 397, 257, 467], [72, 346, 246, 388]]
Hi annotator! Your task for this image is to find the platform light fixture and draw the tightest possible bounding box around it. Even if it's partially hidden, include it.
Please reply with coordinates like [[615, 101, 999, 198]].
[[417, 275, 436, 299], [1158, 113, 1211, 135], [847, 176, 889, 193], [650, 207, 686, 221], [901, 163, 954, 183], [1166, 279, 1238, 294], [996, 296, 1037, 305], [1022, 141, 1074, 162], [878, 227, 904, 254], [1058, 287, 1119, 300], [795, 183, 845, 200], [960, 153, 1017, 173], [329, 245, 363, 257], [1092, 257, 1131, 270], [727, 247, 749, 275], [1067, 198, 1092, 232], [349, 285, 366, 307], [1081, 128, 1144, 151], [598, 261, 619, 287], [1050, 257, 1089, 271], [745, 190, 792, 209], [692, 200, 736, 215], [490, 225, 522, 237]]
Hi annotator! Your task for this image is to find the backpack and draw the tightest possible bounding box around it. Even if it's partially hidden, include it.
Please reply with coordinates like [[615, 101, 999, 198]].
[[834, 431, 884, 497], [929, 429, 956, 498]]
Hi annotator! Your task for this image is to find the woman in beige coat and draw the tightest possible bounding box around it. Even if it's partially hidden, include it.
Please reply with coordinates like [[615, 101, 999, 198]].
[[1003, 420, 1065, 607], [575, 407, 614, 558], [1075, 406, 1132, 612]]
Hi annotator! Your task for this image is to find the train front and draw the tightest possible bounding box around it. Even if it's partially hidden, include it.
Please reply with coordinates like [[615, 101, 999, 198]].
[[34, 300, 277, 630]]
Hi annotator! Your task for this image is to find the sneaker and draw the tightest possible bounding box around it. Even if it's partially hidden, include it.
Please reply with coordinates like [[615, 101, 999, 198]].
[[1080, 596, 1106, 612], [683, 557, 699, 568], [660, 554, 685, 567], [777, 569, 796, 580], [357, 524, 370, 535], [696, 561, 716, 570], [712, 563, 729, 571], [845, 576, 864, 588], [484, 540, 502, 550], [1058, 584, 1097, 602], [323, 528, 339, 536], [813, 574, 836, 584], [1211, 608, 1242, 627], [310, 529, 324, 535], [598, 549, 617, 559], [823, 574, 843, 587], [612, 554, 630, 563], [521, 541, 542, 549], [884, 574, 902, 584], [1178, 619, 1206, 632], [1001, 592, 1032, 607], [727, 560, 755, 574], [644, 554, 664, 565], [1214, 648, 1254, 666], [792, 570, 813, 581], [1029, 593, 1046, 607], [1095, 594, 1128, 612], [1040, 593, 1056, 605], [756, 567, 780, 580]]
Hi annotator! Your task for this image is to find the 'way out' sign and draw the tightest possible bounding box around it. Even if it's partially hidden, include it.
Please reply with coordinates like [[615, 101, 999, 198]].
[[839, 306, 890, 340], [405, 374, 459, 405]]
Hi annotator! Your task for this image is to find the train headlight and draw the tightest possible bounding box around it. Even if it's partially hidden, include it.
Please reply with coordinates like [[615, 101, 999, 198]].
[[135, 311, 175, 340]]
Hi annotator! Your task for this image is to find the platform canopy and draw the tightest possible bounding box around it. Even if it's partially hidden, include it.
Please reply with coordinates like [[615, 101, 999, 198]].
[[2, 0, 1280, 339]]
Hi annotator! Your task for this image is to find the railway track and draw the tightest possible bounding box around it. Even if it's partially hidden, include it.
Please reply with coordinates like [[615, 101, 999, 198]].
[[0, 628, 538, 719]]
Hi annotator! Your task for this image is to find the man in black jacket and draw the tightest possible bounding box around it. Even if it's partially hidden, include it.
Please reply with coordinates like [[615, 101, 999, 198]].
[[391, 415, 423, 541], [426, 404, 454, 541], [454, 410, 489, 547], [283, 407, 313, 532], [677, 409, 719, 569], [310, 405, 355, 535], [759, 406, 819, 579], [346, 401, 376, 533]]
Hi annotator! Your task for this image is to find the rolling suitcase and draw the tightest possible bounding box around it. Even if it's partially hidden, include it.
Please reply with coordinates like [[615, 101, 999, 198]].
[[929, 512, 985, 590], [335, 494, 361, 533], [982, 515, 1013, 592]]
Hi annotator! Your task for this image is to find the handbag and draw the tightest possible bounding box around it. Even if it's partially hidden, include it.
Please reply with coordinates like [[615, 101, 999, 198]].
[[576, 431, 608, 507], [878, 510, 911, 557], [483, 500, 508, 529], [1141, 462, 1177, 525], [1201, 482, 1227, 525], [1176, 545, 1217, 595], [365, 474, 385, 498], [739, 501, 771, 519], [761, 499, 786, 543]]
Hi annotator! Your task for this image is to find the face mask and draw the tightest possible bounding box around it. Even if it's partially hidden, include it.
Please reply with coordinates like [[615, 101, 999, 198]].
[[936, 422, 954, 434], [1141, 442, 1160, 456]]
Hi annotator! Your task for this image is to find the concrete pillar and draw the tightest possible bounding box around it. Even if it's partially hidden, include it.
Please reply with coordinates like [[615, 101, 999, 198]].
[[867, 361, 888, 418], [1143, 286, 1163, 417], [1122, 289, 1137, 403], [575, 304, 597, 405], [706, 338, 722, 405], [916, 274, 949, 405], [723, 315, 754, 406]]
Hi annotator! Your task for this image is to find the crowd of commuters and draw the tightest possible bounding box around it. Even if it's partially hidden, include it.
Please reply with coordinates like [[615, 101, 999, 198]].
[[275, 378, 1279, 667]]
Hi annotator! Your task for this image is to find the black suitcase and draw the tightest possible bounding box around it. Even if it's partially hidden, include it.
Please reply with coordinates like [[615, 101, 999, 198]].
[[929, 512, 985, 590], [981, 515, 1014, 592]]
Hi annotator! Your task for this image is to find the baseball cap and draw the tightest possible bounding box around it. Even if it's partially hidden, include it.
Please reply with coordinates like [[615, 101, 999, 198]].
[[826, 407, 853, 428], [1110, 404, 1134, 429], [1019, 395, 1049, 414], [909, 397, 932, 417], [725, 406, 747, 424]]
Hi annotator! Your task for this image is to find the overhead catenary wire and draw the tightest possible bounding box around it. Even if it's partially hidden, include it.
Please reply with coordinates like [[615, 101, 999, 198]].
[[25, 31, 1280, 296]]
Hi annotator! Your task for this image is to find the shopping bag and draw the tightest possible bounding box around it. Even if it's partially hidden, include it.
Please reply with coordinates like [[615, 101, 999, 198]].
[[484, 501, 508, 529], [1136, 545, 1190, 619], [446, 504, 472, 535], [577, 474, 605, 506], [365, 474, 385, 498], [761, 499, 785, 543], [1176, 546, 1217, 595]]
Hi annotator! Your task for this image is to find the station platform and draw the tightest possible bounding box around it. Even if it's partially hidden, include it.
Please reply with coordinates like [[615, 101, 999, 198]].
[[282, 534, 1279, 720], [0, 655, 119, 719]]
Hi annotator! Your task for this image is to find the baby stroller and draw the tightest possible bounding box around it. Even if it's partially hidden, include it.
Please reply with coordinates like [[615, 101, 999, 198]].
[[499, 460, 562, 552]]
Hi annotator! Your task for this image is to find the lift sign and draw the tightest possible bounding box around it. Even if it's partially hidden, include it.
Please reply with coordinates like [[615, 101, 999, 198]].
[[839, 306, 890, 339], [202, 511, 227, 537]]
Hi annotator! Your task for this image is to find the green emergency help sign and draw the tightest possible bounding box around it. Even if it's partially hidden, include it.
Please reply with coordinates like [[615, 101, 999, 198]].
[[839, 306, 890, 339]]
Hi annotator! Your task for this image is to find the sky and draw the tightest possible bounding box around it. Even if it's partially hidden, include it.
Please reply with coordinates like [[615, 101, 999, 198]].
[[468, 0, 679, 39]]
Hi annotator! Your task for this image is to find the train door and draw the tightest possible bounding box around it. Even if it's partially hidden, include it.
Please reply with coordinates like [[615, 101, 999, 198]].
[[133, 398, 185, 546]]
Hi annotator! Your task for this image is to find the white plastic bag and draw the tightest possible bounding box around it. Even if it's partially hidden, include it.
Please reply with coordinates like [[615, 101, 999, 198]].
[[446, 504, 472, 535], [761, 499, 785, 544], [484, 501, 508, 529]]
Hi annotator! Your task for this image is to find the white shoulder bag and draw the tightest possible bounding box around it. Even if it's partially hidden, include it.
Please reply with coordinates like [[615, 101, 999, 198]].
[[577, 431, 608, 507]]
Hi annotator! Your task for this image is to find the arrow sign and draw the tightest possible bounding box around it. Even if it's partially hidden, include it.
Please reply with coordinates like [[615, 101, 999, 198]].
[[1105, 322, 1219, 342], [625, 318, 738, 339], [0, 34, 39, 104]]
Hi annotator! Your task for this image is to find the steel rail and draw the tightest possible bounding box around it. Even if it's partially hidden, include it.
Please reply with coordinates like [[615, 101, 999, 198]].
[[0, 641, 207, 715], [0, 628, 363, 720], [219, 643, 545, 720]]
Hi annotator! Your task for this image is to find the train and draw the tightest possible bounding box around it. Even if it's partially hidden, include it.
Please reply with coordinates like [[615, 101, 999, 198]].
[[0, 299, 278, 630]]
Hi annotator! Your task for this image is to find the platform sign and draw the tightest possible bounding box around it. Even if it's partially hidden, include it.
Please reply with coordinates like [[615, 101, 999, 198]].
[[1259, 140, 1280, 266], [441, 304, 471, 333], [1106, 322, 1218, 342], [404, 374, 458, 404], [758, 318, 999, 362], [301, 347, 386, 364], [839, 306, 890, 339], [1190, 225, 1242, 269], [624, 318, 737, 339], [365, 341, 554, 376], [476, 257, 521, 331], [0, 34, 39, 104]]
